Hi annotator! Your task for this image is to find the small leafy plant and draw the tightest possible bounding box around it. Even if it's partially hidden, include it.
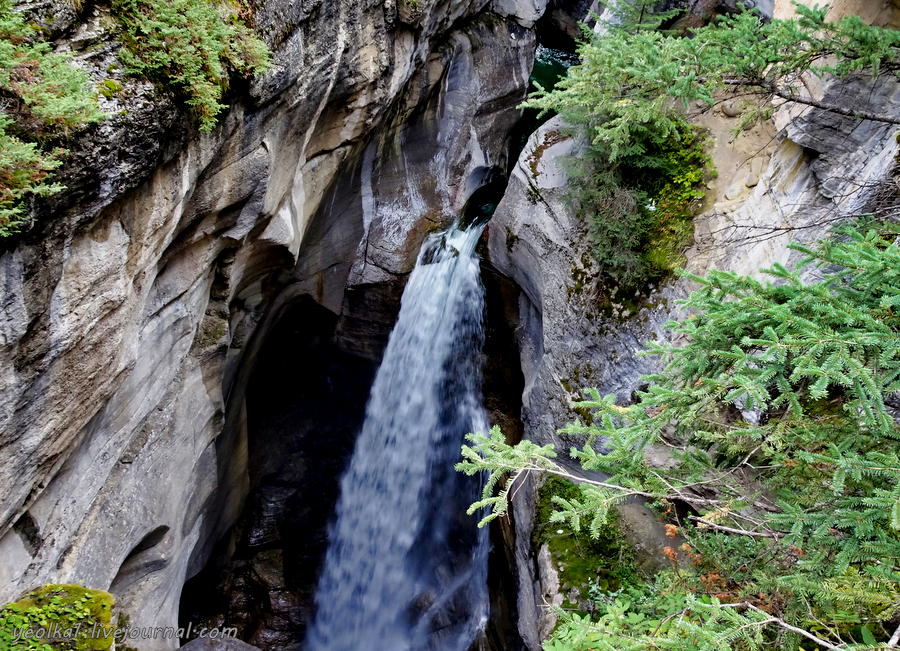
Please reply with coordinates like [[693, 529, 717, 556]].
[[0, 584, 115, 651]]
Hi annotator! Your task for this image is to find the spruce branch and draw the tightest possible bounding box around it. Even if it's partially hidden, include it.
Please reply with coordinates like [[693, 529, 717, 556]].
[[460, 226, 900, 650]]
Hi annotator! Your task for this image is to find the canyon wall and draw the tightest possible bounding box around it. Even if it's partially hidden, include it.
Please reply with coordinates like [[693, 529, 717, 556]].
[[4, 0, 899, 649], [0, 0, 545, 645]]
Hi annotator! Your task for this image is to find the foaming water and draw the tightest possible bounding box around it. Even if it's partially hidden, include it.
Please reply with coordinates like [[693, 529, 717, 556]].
[[305, 223, 490, 651]]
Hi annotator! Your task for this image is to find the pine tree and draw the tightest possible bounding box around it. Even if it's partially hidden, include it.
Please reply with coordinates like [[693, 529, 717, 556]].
[[526, 3, 900, 160], [458, 225, 900, 649]]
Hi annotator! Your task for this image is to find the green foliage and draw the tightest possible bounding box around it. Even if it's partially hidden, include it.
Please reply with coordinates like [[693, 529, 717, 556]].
[[0, 116, 64, 237], [112, 0, 271, 131], [527, 4, 900, 157], [598, 0, 680, 33], [563, 146, 648, 288], [536, 477, 638, 600], [529, 1, 900, 289], [0, 584, 115, 651], [0, 0, 272, 236], [459, 225, 900, 649], [564, 121, 712, 288], [0, 0, 105, 235], [459, 426, 559, 528]]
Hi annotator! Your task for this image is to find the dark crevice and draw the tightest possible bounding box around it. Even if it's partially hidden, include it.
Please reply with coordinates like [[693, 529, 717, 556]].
[[13, 511, 42, 557], [179, 296, 379, 649], [478, 266, 528, 651]]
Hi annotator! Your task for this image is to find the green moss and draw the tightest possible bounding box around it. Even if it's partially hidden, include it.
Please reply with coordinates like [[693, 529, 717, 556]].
[[571, 405, 595, 426], [113, 614, 138, 651], [590, 280, 660, 334], [525, 185, 541, 204], [193, 314, 227, 350], [567, 264, 590, 299], [565, 122, 711, 291], [535, 477, 637, 607], [0, 584, 115, 651], [98, 79, 123, 99]]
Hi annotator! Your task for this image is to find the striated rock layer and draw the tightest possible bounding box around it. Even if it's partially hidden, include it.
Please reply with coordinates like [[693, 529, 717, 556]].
[[0, 0, 546, 645]]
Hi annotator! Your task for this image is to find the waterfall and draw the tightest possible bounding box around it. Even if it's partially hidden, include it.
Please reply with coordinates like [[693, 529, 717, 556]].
[[305, 222, 490, 651]]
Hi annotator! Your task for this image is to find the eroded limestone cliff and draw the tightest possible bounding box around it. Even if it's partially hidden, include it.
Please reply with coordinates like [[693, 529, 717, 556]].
[[4, 0, 900, 649], [0, 0, 547, 645]]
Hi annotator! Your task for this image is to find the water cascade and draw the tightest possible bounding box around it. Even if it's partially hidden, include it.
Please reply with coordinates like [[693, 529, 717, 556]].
[[304, 222, 491, 651]]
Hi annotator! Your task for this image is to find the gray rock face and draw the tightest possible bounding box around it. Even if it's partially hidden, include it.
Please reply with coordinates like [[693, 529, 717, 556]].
[[485, 117, 677, 649], [536, 0, 601, 45], [0, 0, 545, 646], [487, 116, 674, 450], [691, 76, 900, 278], [487, 73, 900, 647]]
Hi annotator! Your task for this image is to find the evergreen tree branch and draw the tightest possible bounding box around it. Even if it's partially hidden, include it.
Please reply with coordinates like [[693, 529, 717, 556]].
[[717, 78, 900, 126], [461, 226, 900, 650], [771, 86, 900, 125]]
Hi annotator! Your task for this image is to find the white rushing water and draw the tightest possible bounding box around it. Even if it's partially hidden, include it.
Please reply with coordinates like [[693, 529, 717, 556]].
[[305, 223, 490, 651]]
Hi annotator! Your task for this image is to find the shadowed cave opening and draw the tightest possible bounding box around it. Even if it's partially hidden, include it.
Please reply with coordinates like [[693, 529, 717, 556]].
[[179, 296, 380, 648]]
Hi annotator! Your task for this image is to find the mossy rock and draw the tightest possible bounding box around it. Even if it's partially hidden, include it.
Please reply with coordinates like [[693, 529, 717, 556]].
[[0, 584, 115, 651], [99, 79, 124, 99], [535, 477, 638, 606]]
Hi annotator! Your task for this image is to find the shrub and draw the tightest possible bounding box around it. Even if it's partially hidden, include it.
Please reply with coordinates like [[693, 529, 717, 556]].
[[567, 120, 712, 289], [112, 0, 271, 131], [0, 0, 105, 235]]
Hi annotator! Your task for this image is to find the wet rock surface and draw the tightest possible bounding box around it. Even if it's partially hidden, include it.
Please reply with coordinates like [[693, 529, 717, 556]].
[[181, 638, 263, 651]]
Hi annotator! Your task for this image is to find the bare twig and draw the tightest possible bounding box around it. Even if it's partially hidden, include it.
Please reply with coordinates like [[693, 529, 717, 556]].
[[721, 602, 846, 650], [887, 621, 900, 647], [717, 78, 900, 126], [771, 88, 900, 126], [688, 515, 779, 539]]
